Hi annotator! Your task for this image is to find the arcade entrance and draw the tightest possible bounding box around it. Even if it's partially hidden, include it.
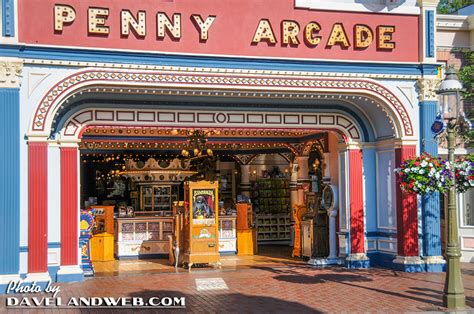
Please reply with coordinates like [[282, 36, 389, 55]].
[[79, 126, 334, 276]]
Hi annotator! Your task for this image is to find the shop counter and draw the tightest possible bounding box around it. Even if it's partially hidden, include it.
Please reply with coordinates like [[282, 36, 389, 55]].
[[115, 216, 173, 259]]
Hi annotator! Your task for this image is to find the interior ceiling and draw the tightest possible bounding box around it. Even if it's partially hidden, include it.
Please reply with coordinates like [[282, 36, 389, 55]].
[[81, 126, 320, 139], [79, 126, 327, 154]]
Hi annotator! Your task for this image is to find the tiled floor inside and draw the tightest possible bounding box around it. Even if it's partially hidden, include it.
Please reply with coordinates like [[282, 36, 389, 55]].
[[93, 245, 302, 277]]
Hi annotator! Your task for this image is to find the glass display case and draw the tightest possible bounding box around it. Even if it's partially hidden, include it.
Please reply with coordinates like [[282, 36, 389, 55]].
[[115, 217, 174, 258], [137, 184, 179, 215], [218, 217, 236, 254]]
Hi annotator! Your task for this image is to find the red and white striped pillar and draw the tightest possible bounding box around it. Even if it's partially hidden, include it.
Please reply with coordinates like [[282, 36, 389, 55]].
[[346, 147, 369, 268], [25, 140, 51, 282], [393, 145, 423, 270], [57, 142, 83, 282]]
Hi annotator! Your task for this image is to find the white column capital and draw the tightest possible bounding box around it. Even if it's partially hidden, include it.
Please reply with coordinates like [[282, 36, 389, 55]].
[[0, 59, 23, 88], [58, 140, 80, 148], [27, 135, 49, 143], [417, 78, 441, 102], [394, 139, 419, 148]]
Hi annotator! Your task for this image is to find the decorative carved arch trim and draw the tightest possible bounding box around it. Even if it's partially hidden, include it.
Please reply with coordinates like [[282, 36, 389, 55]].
[[234, 154, 259, 165], [30, 68, 412, 138], [278, 153, 295, 164], [60, 108, 361, 143]]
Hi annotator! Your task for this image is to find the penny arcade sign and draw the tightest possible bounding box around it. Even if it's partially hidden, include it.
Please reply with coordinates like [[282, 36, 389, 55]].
[[19, 0, 420, 62]]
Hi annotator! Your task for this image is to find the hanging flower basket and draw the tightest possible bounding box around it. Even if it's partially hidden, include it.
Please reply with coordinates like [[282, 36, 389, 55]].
[[395, 153, 453, 195], [454, 154, 474, 193]]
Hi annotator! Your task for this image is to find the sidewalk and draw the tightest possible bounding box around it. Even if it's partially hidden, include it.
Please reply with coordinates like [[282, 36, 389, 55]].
[[1, 263, 473, 313]]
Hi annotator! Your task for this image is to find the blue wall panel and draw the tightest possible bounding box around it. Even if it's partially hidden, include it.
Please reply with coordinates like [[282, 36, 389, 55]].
[[0, 88, 20, 275], [419, 100, 442, 258], [2, 0, 15, 37]]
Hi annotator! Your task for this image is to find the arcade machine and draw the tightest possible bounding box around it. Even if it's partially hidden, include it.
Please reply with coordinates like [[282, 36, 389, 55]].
[[79, 208, 95, 276], [182, 181, 220, 269]]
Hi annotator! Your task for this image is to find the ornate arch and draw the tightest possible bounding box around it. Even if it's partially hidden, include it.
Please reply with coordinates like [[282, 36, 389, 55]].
[[29, 68, 413, 139], [59, 107, 362, 143]]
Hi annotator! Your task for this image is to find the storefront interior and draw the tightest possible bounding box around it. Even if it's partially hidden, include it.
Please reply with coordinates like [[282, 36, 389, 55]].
[[79, 125, 330, 276]]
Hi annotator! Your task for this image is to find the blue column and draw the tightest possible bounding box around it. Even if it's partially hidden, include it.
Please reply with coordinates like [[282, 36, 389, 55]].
[[0, 89, 20, 280], [420, 100, 445, 272]]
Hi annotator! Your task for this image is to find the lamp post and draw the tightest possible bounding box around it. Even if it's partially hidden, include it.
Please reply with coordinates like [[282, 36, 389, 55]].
[[436, 67, 466, 309]]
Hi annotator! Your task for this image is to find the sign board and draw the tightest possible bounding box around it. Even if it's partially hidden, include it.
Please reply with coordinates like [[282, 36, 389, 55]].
[[18, 0, 420, 62]]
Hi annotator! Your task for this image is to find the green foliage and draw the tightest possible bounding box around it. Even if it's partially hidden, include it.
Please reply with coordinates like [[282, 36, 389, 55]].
[[459, 50, 473, 102], [438, 0, 473, 14], [457, 50, 474, 147]]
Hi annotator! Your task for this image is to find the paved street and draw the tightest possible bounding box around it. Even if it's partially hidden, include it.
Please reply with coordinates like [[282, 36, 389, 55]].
[[1, 262, 473, 313]]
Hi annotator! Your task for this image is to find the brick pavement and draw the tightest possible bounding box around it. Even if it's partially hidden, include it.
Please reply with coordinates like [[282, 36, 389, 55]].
[[1, 263, 473, 313]]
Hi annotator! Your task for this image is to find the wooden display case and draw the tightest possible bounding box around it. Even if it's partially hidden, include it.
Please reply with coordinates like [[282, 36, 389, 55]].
[[114, 217, 173, 259], [255, 214, 292, 242], [183, 181, 220, 268]]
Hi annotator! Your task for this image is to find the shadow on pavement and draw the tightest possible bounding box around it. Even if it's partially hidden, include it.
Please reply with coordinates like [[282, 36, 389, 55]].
[[252, 265, 447, 309], [128, 289, 323, 313], [273, 273, 372, 284], [409, 286, 474, 308]]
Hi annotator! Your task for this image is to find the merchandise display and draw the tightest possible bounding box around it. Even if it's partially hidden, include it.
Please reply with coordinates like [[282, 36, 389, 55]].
[[90, 205, 114, 234], [253, 178, 290, 214], [255, 214, 292, 242]]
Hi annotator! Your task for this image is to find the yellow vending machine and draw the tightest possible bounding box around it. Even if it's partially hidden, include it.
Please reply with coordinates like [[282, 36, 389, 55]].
[[183, 181, 220, 269]]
